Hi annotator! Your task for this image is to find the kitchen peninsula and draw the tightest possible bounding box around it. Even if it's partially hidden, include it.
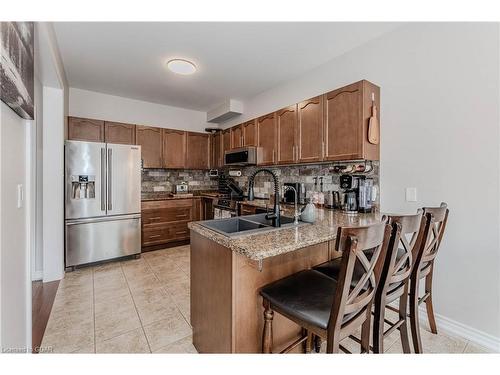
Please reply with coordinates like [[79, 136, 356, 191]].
[[189, 208, 381, 353]]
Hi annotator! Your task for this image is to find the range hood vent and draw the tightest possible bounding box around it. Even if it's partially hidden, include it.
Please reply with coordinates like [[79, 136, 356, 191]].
[[207, 99, 243, 123]]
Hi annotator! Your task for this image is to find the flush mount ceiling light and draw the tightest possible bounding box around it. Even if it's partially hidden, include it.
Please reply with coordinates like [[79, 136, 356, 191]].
[[166, 59, 197, 75]]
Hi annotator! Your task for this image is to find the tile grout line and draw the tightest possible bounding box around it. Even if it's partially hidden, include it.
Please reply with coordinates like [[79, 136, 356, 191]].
[[120, 260, 153, 353], [143, 249, 193, 331]]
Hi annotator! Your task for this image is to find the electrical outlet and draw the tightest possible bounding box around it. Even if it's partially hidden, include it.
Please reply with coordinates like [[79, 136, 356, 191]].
[[405, 187, 417, 202]]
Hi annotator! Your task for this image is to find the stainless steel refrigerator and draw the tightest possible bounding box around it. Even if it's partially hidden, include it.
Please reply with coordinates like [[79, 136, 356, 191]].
[[65, 140, 141, 269]]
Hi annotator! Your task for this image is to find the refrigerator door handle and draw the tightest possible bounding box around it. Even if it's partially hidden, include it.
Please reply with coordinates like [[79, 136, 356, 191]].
[[66, 214, 141, 225], [108, 148, 113, 211], [101, 148, 106, 211]]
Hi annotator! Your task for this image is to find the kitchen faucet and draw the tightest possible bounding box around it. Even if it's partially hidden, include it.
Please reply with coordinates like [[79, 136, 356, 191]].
[[283, 185, 300, 225], [247, 168, 281, 227]]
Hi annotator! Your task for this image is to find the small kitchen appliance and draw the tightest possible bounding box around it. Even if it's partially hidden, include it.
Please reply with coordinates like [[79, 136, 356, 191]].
[[173, 182, 189, 194]]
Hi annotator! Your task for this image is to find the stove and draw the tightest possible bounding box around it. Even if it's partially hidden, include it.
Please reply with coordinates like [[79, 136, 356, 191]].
[[213, 175, 244, 218]]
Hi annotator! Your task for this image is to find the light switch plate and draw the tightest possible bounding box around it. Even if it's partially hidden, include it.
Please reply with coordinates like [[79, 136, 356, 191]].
[[17, 184, 23, 208], [405, 187, 417, 202]]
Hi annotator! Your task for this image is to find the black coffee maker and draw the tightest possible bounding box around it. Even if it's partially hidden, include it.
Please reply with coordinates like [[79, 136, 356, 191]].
[[339, 175, 373, 213]]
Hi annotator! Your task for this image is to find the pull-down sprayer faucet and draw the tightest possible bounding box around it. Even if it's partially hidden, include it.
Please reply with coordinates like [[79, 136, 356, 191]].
[[247, 168, 281, 227]]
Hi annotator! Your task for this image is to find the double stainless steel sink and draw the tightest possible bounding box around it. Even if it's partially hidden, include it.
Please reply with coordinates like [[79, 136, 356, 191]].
[[200, 213, 306, 238]]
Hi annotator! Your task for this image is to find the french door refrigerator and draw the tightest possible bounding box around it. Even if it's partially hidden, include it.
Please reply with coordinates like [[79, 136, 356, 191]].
[[65, 140, 141, 269]]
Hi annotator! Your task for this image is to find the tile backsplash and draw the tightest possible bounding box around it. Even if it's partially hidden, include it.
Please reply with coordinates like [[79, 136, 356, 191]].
[[226, 162, 379, 201], [141, 169, 218, 193], [142, 161, 379, 205]]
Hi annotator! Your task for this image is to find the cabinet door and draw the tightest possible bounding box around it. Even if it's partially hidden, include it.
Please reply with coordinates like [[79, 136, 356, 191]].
[[257, 113, 277, 165], [297, 96, 324, 163], [324, 82, 363, 161], [276, 105, 297, 164], [222, 128, 231, 165], [186, 132, 210, 169], [163, 129, 187, 168], [242, 120, 257, 146], [104, 121, 135, 144], [135, 126, 163, 168], [211, 132, 222, 168], [68, 117, 104, 142], [231, 125, 243, 149]]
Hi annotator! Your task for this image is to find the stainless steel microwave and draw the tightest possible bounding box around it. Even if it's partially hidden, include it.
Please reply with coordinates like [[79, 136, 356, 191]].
[[224, 147, 259, 166]]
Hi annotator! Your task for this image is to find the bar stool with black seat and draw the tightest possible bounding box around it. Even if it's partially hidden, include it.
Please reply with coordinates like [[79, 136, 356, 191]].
[[313, 211, 427, 353], [371, 211, 428, 353], [409, 202, 449, 353], [259, 220, 393, 354]]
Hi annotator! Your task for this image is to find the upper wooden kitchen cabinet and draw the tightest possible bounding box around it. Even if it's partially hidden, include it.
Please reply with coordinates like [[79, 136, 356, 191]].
[[324, 80, 380, 161], [222, 128, 231, 162], [104, 121, 136, 144], [68, 117, 104, 142], [163, 129, 187, 169], [210, 131, 223, 168], [297, 96, 324, 163], [135, 125, 163, 168], [242, 120, 257, 146], [186, 132, 210, 169], [230, 125, 243, 149], [257, 113, 277, 165], [276, 105, 297, 164]]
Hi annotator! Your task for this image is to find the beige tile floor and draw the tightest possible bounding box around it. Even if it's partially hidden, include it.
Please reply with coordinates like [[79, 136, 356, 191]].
[[41, 245, 491, 354]]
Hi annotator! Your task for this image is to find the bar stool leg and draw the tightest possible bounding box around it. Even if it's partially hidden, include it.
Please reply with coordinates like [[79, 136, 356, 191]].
[[372, 293, 385, 354], [262, 299, 274, 353], [313, 335, 322, 353], [360, 304, 372, 354], [399, 284, 411, 353], [409, 277, 423, 353], [425, 267, 438, 334]]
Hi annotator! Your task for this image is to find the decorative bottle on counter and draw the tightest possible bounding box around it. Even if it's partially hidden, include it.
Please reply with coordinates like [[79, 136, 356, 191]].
[[300, 199, 317, 223]]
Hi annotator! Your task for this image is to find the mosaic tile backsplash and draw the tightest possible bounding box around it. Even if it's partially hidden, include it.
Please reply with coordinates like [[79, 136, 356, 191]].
[[141, 169, 218, 193], [142, 161, 379, 206]]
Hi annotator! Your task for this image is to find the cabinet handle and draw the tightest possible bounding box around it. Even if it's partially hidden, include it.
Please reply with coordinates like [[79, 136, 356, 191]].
[[293, 145, 296, 161], [149, 235, 161, 239], [322, 141, 325, 158], [175, 231, 187, 235], [175, 214, 188, 218], [272, 149, 275, 163], [149, 216, 162, 221]]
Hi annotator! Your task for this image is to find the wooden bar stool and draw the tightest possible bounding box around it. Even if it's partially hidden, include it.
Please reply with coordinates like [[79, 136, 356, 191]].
[[371, 211, 427, 353], [259, 220, 393, 354], [409, 203, 449, 353]]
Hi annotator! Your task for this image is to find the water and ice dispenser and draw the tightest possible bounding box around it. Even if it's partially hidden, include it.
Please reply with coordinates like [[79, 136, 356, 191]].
[[70, 175, 95, 199]]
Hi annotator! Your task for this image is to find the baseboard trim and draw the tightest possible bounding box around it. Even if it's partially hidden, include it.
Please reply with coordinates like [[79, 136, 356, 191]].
[[31, 270, 43, 281], [419, 307, 500, 353]]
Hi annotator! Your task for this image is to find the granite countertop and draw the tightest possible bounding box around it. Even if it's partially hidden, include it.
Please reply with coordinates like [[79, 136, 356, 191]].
[[141, 191, 220, 201], [189, 207, 382, 261]]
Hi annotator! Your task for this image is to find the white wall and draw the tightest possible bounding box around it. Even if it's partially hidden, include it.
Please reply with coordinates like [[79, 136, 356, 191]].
[[36, 22, 68, 283], [0, 102, 29, 350], [69, 88, 211, 132], [224, 23, 500, 347], [42, 87, 65, 282]]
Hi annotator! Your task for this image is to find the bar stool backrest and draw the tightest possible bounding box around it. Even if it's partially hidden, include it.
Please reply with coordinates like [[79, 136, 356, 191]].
[[328, 219, 393, 333], [419, 203, 449, 272], [383, 210, 424, 292]]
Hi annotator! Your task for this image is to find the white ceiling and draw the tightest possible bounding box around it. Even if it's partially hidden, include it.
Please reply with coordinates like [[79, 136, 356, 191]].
[[53, 22, 400, 112]]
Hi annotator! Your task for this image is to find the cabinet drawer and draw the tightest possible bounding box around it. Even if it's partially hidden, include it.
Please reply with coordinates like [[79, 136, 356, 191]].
[[142, 207, 192, 225], [142, 221, 190, 246]]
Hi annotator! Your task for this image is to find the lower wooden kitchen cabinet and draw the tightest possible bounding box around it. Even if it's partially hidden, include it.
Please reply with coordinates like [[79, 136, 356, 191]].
[[141, 198, 202, 250]]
